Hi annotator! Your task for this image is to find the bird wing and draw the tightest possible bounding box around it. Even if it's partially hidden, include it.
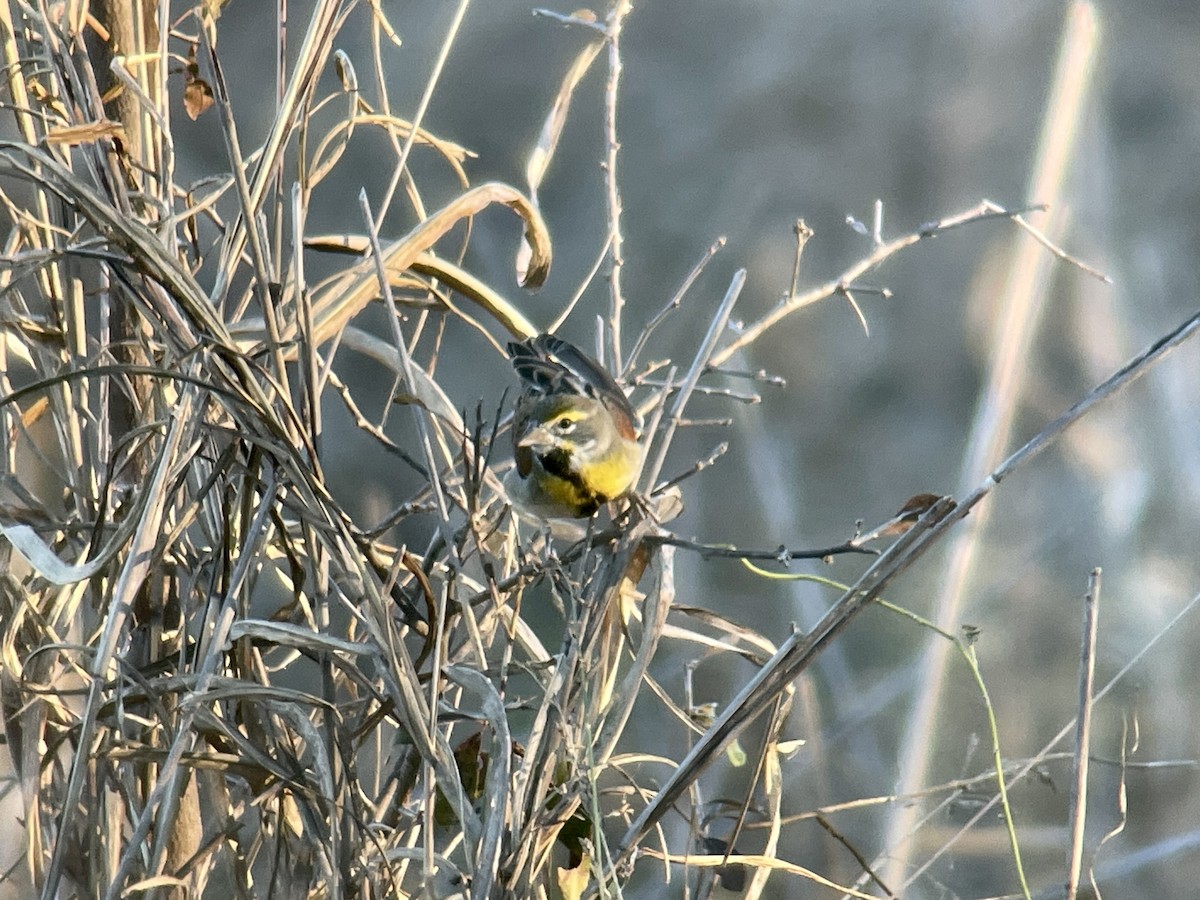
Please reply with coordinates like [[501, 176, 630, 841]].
[[508, 334, 640, 439]]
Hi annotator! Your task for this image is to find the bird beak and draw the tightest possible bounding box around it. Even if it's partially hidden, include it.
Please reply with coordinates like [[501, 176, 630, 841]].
[[517, 424, 554, 451]]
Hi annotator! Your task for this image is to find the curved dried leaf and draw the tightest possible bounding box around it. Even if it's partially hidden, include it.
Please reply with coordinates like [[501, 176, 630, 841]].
[[526, 39, 602, 198], [303, 182, 551, 348], [306, 234, 538, 339], [227, 619, 378, 656], [2, 523, 109, 585]]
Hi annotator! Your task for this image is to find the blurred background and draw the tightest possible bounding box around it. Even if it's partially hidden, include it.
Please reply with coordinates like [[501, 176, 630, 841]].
[[8, 0, 1200, 896]]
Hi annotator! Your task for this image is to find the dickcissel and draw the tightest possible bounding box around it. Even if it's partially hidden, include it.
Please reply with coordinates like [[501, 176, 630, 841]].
[[505, 334, 642, 520]]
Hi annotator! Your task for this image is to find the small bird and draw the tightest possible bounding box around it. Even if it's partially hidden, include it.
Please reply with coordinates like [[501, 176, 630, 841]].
[[506, 334, 642, 520]]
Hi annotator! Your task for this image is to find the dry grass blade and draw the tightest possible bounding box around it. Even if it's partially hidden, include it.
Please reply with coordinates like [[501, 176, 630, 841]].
[[526, 37, 604, 201], [212, 0, 344, 294], [42, 388, 198, 900], [1089, 713, 1135, 898], [444, 665, 513, 900], [234, 182, 551, 352]]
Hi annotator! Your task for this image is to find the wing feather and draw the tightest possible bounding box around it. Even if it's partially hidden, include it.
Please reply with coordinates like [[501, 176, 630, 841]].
[[508, 334, 639, 438]]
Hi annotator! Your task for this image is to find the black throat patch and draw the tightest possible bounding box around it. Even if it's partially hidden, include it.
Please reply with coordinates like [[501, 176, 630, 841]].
[[538, 448, 605, 515]]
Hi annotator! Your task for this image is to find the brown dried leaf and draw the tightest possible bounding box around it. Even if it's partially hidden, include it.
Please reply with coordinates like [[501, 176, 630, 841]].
[[183, 46, 214, 120], [183, 77, 214, 120], [896, 492, 945, 520], [868, 492, 953, 541]]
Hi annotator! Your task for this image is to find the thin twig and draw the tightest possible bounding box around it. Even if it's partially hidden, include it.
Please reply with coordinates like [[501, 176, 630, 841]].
[[711, 197, 1104, 367], [815, 815, 897, 899], [984, 199, 1112, 284], [652, 533, 876, 563], [602, 0, 634, 369], [652, 442, 728, 494], [370, 0, 471, 232], [548, 232, 611, 334], [1066, 568, 1102, 900], [642, 269, 746, 490], [625, 236, 727, 375], [836, 283, 870, 337], [787, 219, 813, 298]]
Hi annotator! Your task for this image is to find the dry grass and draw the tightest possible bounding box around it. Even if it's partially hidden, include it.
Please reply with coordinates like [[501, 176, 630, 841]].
[[0, 2, 1193, 899]]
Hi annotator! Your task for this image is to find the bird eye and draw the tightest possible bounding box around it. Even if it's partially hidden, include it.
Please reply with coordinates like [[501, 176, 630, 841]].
[[556, 416, 575, 432]]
